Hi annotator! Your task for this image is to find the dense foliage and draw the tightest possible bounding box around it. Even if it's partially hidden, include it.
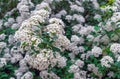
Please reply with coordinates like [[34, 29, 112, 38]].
[[0, 0, 120, 79]]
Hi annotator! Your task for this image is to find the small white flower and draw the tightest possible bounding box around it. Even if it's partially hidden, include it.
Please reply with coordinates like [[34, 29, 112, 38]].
[[0, 58, 6, 68], [117, 56, 120, 62], [100, 56, 114, 68], [91, 46, 102, 57], [110, 43, 120, 54], [49, 18, 65, 27], [69, 64, 80, 73], [75, 59, 84, 68], [21, 72, 33, 79]]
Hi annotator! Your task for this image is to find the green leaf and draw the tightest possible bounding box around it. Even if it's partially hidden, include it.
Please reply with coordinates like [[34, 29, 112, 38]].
[[114, 62, 120, 68], [115, 28, 120, 33], [0, 74, 8, 78], [22, 42, 28, 48], [52, 46, 60, 52], [94, 25, 100, 31]]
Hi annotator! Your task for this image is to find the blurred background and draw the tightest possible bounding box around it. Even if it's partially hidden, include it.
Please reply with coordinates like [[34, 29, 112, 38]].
[[0, 0, 44, 19], [0, 0, 18, 19]]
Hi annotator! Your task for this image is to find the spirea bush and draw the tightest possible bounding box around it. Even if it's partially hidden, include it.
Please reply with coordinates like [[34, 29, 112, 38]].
[[0, 0, 120, 79]]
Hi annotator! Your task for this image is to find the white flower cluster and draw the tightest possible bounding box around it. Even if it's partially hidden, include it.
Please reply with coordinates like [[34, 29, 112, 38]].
[[25, 49, 67, 70], [53, 34, 70, 51], [0, 58, 6, 68], [15, 1, 70, 52], [13, 0, 70, 73], [40, 70, 60, 79], [21, 71, 33, 79], [68, 59, 85, 79], [17, 0, 34, 20], [26, 49, 56, 70], [0, 42, 6, 53], [64, 1, 85, 23], [99, 11, 120, 32], [110, 43, 120, 58], [100, 56, 114, 68], [1, 0, 120, 79], [87, 64, 102, 78], [91, 46, 102, 57]]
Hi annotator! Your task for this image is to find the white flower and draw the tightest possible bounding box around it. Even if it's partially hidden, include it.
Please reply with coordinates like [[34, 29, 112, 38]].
[[14, 29, 32, 42], [117, 56, 120, 62], [100, 56, 114, 68], [40, 70, 60, 79], [87, 35, 94, 41], [20, 12, 30, 19], [31, 9, 50, 19], [74, 72, 81, 79], [19, 59, 27, 67], [11, 53, 23, 63], [69, 64, 80, 73], [0, 42, 6, 53], [70, 5, 84, 13], [0, 20, 3, 30], [91, 46, 102, 57], [26, 49, 57, 70], [19, 5, 29, 13], [107, 71, 114, 78], [75, 59, 84, 68], [65, 15, 72, 21], [44, 0, 53, 3], [100, 35, 110, 44], [87, 64, 102, 77], [4, 22, 10, 27], [16, 16, 23, 24], [57, 57, 67, 68], [53, 34, 70, 51], [71, 46, 80, 55], [35, 2, 51, 12], [102, 21, 114, 31], [81, 54, 86, 60], [49, 18, 65, 27], [111, 34, 119, 41], [94, 14, 101, 20], [79, 26, 93, 35], [92, 0, 99, 9], [21, 72, 33, 79], [3, 53, 11, 61], [87, 64, 96, 71], [73, 14, 85, 23], [17, 0, 34, 9], [72, 24, 82, 33], [8, 18, 15, 25], [8, 35, 15, 44], [110, 43, 120, 55], [78, 46, 85, 53], [44, 23, 64, 35], [12, 23, 19, 30], [10, 77, 15, 79], [0, 33, 6, 41], [0, 58, 6, 68], [71, 35, 80, 44], [69, 53, 75, 59], [55, 9, 67, 18], [15, 72, 22, 79], [28, 15, 45, 25]]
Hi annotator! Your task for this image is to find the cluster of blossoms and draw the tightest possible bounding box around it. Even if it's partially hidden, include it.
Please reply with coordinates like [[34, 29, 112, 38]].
[[40, 70, 60, 79], [110, 43, 120, 58], [100, 56, 114, 68], [13, 0, 70, 79], [1, 0, 120, 79]]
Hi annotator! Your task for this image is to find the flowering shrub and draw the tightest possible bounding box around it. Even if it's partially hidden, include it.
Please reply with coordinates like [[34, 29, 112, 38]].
[[0, 0, 120, 79]]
